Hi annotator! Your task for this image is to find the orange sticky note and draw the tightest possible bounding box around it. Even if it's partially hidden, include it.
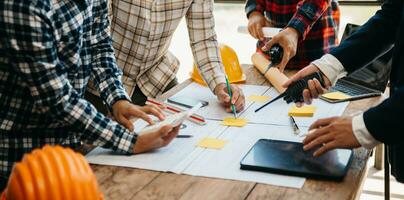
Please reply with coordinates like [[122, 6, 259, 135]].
[[196, 137, 227, 149], [220, 117, 248, 127], [247, 95, 271, 103], [288, 105, 317, 117], [322, 91, 351, 100]]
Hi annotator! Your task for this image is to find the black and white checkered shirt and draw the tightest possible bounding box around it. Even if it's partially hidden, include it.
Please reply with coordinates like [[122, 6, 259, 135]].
[[0, 0, 136, 179]]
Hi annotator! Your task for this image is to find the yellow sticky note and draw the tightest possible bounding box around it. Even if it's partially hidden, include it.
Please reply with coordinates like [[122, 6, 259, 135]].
[[247, 95, 271, 103], [322, 91, 351, 100], [196, 137, 227, 149], [220, 117, 248, 127], [288, 105, 317, 117]]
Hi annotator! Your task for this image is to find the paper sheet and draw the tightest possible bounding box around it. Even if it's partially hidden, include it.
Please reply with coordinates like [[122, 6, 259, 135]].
[[168, 83, 270, 120], [183, 124, 307, 188], [244, 88, 349, 127], [86, 120, 226, 173]]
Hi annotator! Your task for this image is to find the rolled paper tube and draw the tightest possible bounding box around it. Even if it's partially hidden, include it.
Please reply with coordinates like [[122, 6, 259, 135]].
[[251, 52, 289, 93]]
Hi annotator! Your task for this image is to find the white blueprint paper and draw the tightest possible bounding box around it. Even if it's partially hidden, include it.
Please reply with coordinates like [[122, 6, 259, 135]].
[[168, 83, 270, 120], [183, 124, 307, 188], [243, 88, 349, 127]]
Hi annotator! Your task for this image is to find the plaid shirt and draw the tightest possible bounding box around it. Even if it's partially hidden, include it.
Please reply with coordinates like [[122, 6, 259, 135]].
[[246, 0, 340, 69], [0, 0, 137, 179], [110, 0, 226, 97]]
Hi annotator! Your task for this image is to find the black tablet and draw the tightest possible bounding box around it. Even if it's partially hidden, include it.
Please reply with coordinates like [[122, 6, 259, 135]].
[[240, 139, 353, 181]]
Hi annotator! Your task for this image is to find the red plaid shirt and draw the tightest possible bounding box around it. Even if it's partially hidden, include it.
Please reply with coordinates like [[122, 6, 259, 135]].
[[246, 0, 340, 69]]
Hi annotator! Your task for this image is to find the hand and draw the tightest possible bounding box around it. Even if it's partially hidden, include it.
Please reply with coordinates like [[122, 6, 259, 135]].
[[133, 125, 180, 153], [248, 11, 272, 41], [214, 83, 245, 113], [112, 100, 165, 132], [283, 64, 331, 105], [261, 27, 300, 72], [303, 117, 361, 157]]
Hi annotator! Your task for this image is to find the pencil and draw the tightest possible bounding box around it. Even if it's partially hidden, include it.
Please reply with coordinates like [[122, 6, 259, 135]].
[[225, 76, 237, 118], [176, 135, 193, 138]]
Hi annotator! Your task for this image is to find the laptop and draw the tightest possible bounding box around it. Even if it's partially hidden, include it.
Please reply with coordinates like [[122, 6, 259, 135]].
[[320, 23, 392, 103]]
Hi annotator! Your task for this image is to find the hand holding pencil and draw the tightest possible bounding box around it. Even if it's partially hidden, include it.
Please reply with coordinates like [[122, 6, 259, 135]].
[[214, 79, 245, 115]]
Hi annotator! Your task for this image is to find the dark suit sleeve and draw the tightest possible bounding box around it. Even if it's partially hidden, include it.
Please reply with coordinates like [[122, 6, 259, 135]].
[[363, 86, 404, 145], [330, 0, 402, 73]]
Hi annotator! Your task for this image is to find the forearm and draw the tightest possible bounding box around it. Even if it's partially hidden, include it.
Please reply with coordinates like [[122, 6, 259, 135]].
[[330, 0, 401, 73], [9, 7, 136, 154], [286, 0, 331, 40], [30, 75, 135, 153], [90, 3, 131, 108], [186, 0, 226, 92], [91, 37, 130, 108]]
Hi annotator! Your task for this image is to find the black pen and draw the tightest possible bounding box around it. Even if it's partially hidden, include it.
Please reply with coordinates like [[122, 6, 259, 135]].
[[289, 116, 300, 135], [176, 135, 193, 138]]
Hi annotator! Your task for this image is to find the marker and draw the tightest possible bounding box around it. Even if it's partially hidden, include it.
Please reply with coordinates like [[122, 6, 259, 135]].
[[289, 116, 300, 135], [225, 76, 237, 118]]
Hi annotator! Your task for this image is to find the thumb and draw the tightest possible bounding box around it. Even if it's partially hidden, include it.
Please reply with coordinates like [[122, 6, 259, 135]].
[[158, 125, 173, 138], [217, 89, 230, 104], [283, 71, 305, 88], [262, 37, 277, 52], [277, 50, 290, 73]]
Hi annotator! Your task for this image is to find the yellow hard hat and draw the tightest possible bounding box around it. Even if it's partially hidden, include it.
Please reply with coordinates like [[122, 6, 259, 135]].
[[2, 145, 103, 200], [190, 43, 246, 86]]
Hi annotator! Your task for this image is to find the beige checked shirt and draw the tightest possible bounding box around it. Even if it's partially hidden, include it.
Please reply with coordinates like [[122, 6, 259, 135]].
[[110, 0, 226, 98]]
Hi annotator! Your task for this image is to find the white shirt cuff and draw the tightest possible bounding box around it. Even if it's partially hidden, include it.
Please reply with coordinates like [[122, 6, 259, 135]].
[[352, 113, 381, 149], [311, 54, 347, 86]]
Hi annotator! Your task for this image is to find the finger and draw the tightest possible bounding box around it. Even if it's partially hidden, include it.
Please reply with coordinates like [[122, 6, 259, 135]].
[[248, 24, 255, 38], [303, 127, 329, 144], [307, 80, 319, 98], [262, 37, 277, 52], [313, 78, 327, 94], [302, 89, 312, 104], [141, 105, 165, 120], [313, 141, 338, 157], [158, 125, 173, 139], [295, 102, 303, 107], [303, 132, 334, 151], [118, 115, 134, 132], [235, 93, 245, 112], [309, 117, 338, 130], [256, 24, 264, 41], [129, 107, 154, 125], [162, 126, 180, 146], [230, 86, 240, 104], [217, 89, 231, 104], [251, 24, 260, 39], [277, 50, 290, 73], [283, 71, 305, 88]]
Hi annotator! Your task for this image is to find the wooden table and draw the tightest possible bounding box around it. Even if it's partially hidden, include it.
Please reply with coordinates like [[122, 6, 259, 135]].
[[89, 64, 385, 200]]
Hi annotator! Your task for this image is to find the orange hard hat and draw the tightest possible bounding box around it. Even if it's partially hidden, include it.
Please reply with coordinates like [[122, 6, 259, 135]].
[[190, 43, 246, 86], [2, 145, 103, 200]]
